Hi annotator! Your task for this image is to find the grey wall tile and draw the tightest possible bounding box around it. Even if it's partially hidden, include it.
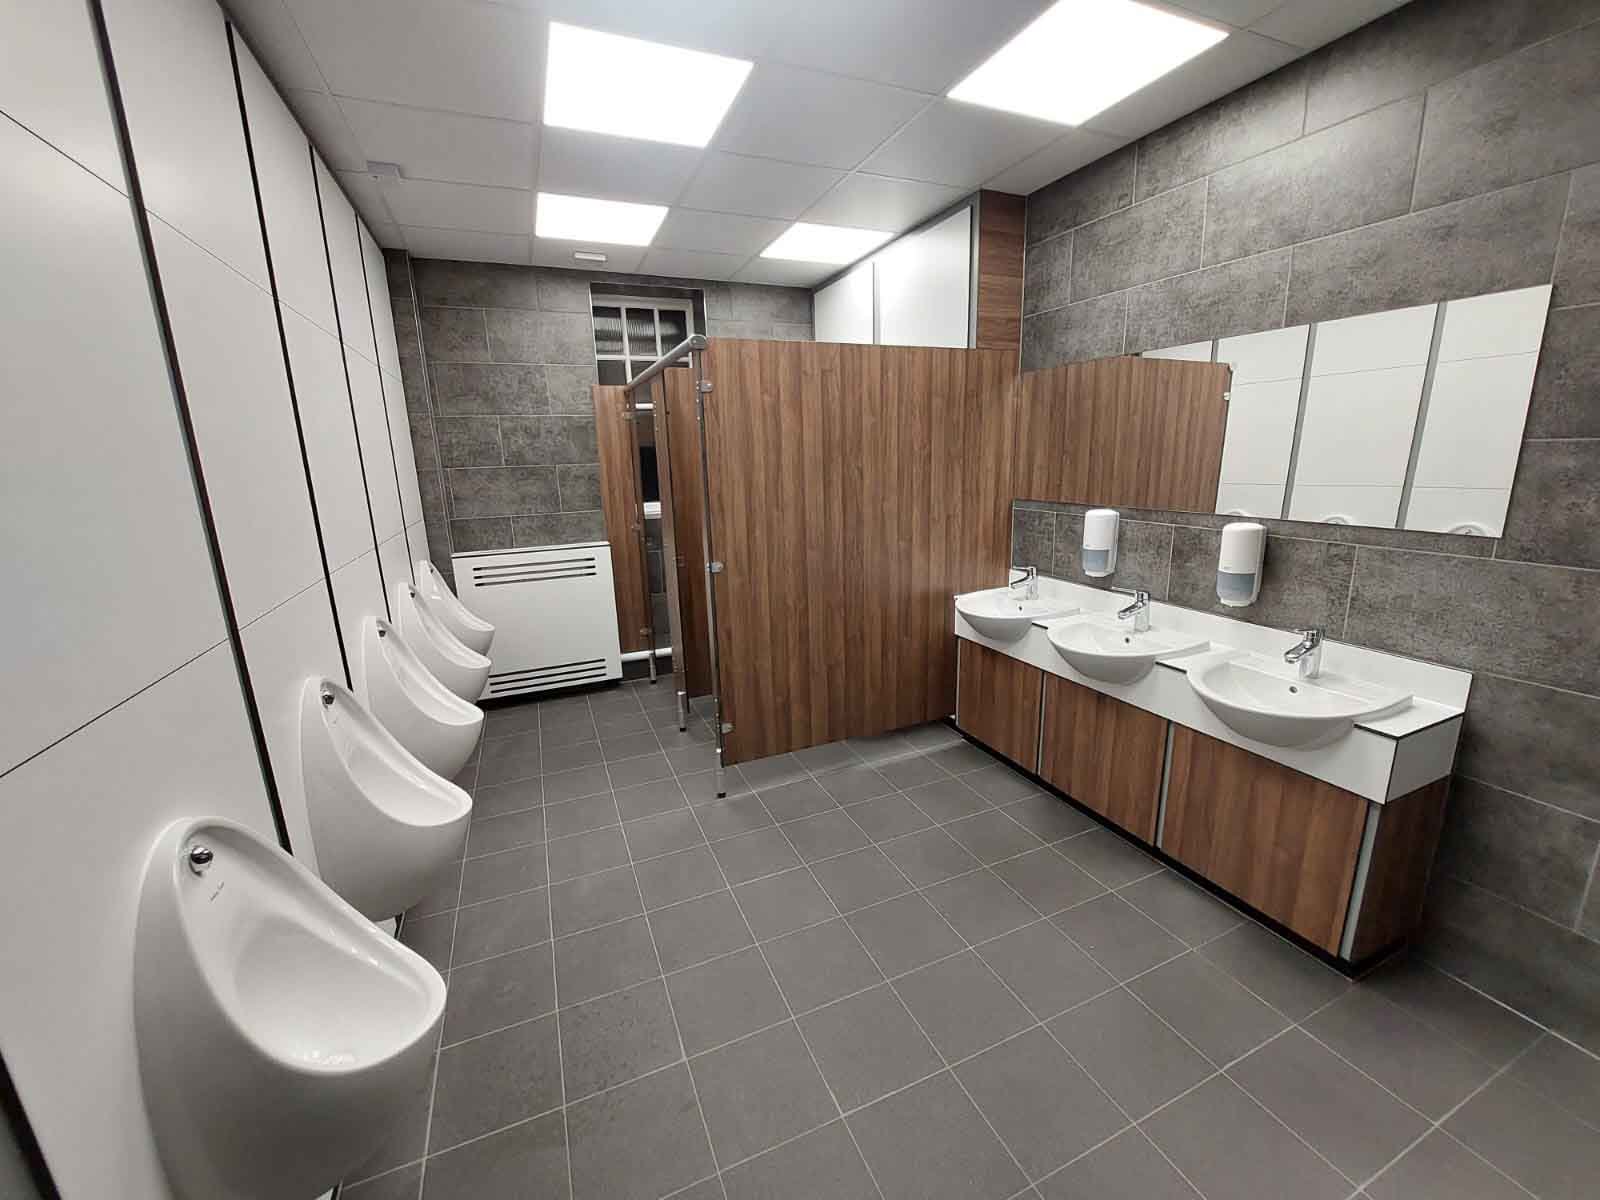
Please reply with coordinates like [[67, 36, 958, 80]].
[[729, 283, 812, 325], [513, 512, 608, 547], [400, 361, 428, 414], [420, 306, 490, 362], [1125, 249, 1290, 354], [435, 416, 503, 468], [545, 363, 600, 414], [447, 466, 560, 518], [1027, 144, 1136, 244], [557, 464, 602, 512], [383, 248, 411, 300], [1023, 234, 1072, 316], [1285, 175, 1569, 324], [1584, 875, 1600, 940], [773, 322, 813, 341], [1011, 508, 1055, 569], [418, 468, 445, 524], [1499, 440, 1600, 569], [709, 318, 776, 339], [1169, 527, 1355, 632], [1525, 305, 1600, 438], [1302, 0, 1600, 133], [1436, 777, 1600, 924], [1136, 61, 1308, 202], [430, 362, 547, 417], [501, 416, 599, 466], [486, 309, 595, 366], [413, 259, 541, 309], [1458, 673, 1600, 822], [1413, 22, 1600, 209], [1021, 293, 1126, 369], [1554, 164, 1600, 307], [1345, 548, 1600, 693], [408, 413, 440, 474], [1072, 182, 1204, 300], [538, 269, 595, 314], [393, 297, 420, 364], [1203, 98, 1422, 266], [450, 517, 514, 552], [1050, 514, 1173, 598], [423, 512, 451, 573]]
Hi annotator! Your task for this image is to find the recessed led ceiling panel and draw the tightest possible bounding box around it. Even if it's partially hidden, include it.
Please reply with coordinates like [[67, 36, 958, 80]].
[[761, 222, 895, 265], [535, 192, 668, 245]]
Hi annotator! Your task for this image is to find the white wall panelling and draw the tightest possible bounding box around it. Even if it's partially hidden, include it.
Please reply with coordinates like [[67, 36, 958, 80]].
[[378, 531, 413, 606], [349, 355, 405, 543], [408, 519, 433, 571], [1215, 325, 1307, 386], [875, 206, 972, 348], [814, 260, 874, 344], [331, 551, 388, 691], [360, 222, 402, 376], [1307, 303, 1436, 375], [315, 154, 377, 364], [1143, 340, 1212, 361]]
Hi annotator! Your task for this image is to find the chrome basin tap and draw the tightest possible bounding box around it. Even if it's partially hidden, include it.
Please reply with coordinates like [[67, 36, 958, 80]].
[[1284, 626, 1325, 679], [1009, 565, 1039, 602], [1112, 587, 1151, 633]]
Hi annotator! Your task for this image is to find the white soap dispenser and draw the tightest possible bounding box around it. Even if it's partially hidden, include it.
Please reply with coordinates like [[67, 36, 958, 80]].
[[1217, 522, 1266, 607], [1081, 509, 1119, 578]]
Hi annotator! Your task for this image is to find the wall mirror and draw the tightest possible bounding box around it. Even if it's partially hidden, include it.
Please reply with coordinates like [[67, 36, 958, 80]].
[[1141, 283, 1552, 538]]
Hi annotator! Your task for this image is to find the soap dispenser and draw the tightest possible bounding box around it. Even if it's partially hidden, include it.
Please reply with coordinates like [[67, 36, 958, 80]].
[[1217, 522, 1266, 607], [1081, 509, 1119, 578]]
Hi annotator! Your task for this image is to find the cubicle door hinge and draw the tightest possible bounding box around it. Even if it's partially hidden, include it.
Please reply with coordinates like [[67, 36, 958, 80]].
[[697, 380, 713, 394], [707, 560, 725, 574], [720, 722, 734, 735]]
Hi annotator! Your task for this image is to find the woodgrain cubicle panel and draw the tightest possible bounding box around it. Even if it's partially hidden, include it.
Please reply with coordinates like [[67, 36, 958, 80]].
[[975, 191, 1025, 355], [1039, 675, 1166, 843], [1346, 777, 1450, 960], [1015, 356, 1231, 512], [593, 384, 649, 654], [956, 641, 1043, 770], [702, 340, 1018, 763]]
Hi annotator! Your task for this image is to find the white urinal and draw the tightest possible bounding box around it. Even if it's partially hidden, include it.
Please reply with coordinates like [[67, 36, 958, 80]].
[[134, 816, 445, 1200], [418, 559, 494, 654], [394, 580, 491, 701], [359, 617, 483, 778], [300, 678, 471, 920]]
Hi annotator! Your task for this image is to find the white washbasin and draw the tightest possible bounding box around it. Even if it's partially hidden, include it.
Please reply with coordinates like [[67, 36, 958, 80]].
[[1046, 616, 1208, 684], [956, 588, 1077, 642], [1187, 653, 1411, 748]]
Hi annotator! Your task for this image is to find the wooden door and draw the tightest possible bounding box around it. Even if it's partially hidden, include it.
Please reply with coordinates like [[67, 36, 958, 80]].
[[1039, 675, 1166, 842], [955, 640, 1043, 771], [593, 383, 649, 653]]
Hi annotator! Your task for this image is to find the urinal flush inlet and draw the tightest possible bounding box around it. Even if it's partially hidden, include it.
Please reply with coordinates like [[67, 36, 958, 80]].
[[187, 845, 214, 876]]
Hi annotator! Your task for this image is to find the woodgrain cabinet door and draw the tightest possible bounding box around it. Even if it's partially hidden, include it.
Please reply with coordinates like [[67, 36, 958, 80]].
[[1039, 674, 1166, 842], [956, 640, 1043, 771]]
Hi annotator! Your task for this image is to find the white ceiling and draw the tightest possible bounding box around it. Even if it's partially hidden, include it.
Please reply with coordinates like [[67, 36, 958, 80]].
[[223, 0, 1409, 285]]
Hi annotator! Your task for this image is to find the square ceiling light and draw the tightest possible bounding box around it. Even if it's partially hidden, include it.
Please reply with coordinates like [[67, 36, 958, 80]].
[[762, 222, 894, 265], [544, 22, 753, 147], [949, 0, 1228, 126], [536, 192, 667, 246]]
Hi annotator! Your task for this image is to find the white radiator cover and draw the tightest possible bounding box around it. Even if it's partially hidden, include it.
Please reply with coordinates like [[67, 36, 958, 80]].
[[451, 543, 622, 698]]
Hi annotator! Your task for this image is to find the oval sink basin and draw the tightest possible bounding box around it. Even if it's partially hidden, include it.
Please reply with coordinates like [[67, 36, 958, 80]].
[[956, 588, 1077, 642], [1047, 617, 1208, 684], [1187, 655, 1411, 748]]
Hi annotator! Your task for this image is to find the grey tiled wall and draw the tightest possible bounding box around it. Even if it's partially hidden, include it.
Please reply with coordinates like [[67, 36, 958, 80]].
[[1018, 0, 1600, 1048], [384, 253, 812, 584]]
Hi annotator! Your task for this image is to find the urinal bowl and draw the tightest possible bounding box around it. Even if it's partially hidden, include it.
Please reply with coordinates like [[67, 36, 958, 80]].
[[301, 678, 471, 920], [359, 618, 483, 778], [134, 817, 445, 1200], [394, 581, 492, 701], [418, 559, 494, 654]]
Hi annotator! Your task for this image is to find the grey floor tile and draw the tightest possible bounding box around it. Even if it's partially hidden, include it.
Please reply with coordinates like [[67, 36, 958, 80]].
[[554, 916, 661, 1005], [452, 889, 551, 967], [846, 732, 919, 764], [1049, 989, 1213, 1118], [977, 920, 1116, 1020], [894, 951, 1034, 1062], [650, 890, 753, 972], [944, 809, 1045, 865], [400, 912, 454, 972], [999, 792, 1098, 843], [1506, 1033, 1600, 1128], [665, 743, 720, 775], [877, 753, 947, 790], [566, 1064, 715, 1200], [781, 808, 871, 863], [690, 1021, 838, 1164], [348, 1059, 432, 1182], [444, 944, 556, 1044], [992, 847, 1104, 915], [956, 1026, 1126, 1180], [1230, 1027, 1430, 1183], [593, 710, 652, 738], [549, 864, 642, 937], [622, 808, 705, 861], [1054, 828, 1159, 888], [1036, 1128, 1198, 1200], [923, 869, 1039, 943], [735, 866, 839, 941], [539, 716, 596, 749], [795, 740, 860, 774], [879, 826, 981, 887], [759, 777, 838, 822], [667, 946, 790, 1055], [681, 767, 749, 803], [542, 740, 605, 773], [721, 1120, 878, 1200], [903, 776, 990, 823], [613, 776, 688, 822], [963, 762, 1042, 805], [449, 759, 478, 792], [799, 984, 943, 1110], [1365, 957, 1541, 1069], [1052, 894, 1185, 981], [543, 792, 620, 840], [1129, 954, 1289, 1065], [927, 741, 993, 775], [1447, 1073, 1600, 1200], [484, 702, 540, 738], [476, 748, 543, 789], [472, 777, 542, 820], [633, 845, 726, 910], [844, 792, 934, 841], [809, 846, 915, 913], [764, 919, 885, 1012], [1200, 923, 1349, 1020], [695, 794, 774, 840], [1143, 1076, 1348, 1200], [902, 722, 963, 752], [1305, 990, 1497, 1118], [560, 977, 682, 1101], [1365, 1130, 1527, 1200], [846, 893, 967, 977], [466, 807, 546, 858], [601, 730, 661, 761], [711, 826, 802, 884], [429, 1014, 563, 1152], [542, 763, 612, 804], [608, 752, 674, 789], [546, 826, 629, 884], [740, 753, 810, 791], [344, 1164, 421, 1200], [848, 1072, 1028, 1200], [816, 764, 896, 805], [420, 1110, 567, 1200], [1117, 870, 1244, 947], [459, 845, 546, 906]]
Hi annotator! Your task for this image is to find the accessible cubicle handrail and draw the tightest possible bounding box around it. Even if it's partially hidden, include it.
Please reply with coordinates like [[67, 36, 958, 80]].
[[623, 334, 708, 394]]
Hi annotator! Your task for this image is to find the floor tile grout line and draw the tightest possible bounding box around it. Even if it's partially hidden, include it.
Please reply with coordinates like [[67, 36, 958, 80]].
[[412, 853, 465, 1198]]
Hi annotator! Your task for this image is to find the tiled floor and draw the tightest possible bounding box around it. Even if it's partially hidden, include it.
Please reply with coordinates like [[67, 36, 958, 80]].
[[344, 680, 1600, 1200]]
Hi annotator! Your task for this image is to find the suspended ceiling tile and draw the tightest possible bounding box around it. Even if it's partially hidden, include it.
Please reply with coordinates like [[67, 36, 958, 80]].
[[983, 127, 1129, 194], [281, 0, 541, 121], [654, 208, 788, 256], [369, 220, 405, 249], [537, 128, 703, 206], [803, 173, 965, 231], [541, 0, 786, 60], [639, 248, 749, 281], [679, 152, 844, 220], [382, 177, 532, 235], [712, 63, 929, 169], [283, 88, 366, 171], [733, 257, 837, 287], [334, 168, 399, 230], [1165, 0, 1278, 25], [529, 237, 646, 274], [402, 226, 531, 264], [224, 0, 327, 91], [862, 99, 1061, 189], [1249, 0, 1407, 50], [336, 97, 537, 190]]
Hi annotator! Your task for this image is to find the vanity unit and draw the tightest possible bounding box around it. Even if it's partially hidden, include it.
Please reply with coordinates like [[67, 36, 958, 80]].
[[953, 581, 1469, 964]]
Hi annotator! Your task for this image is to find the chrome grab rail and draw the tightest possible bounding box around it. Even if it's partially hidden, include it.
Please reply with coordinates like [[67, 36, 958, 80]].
[[623, 333, 708, 395]]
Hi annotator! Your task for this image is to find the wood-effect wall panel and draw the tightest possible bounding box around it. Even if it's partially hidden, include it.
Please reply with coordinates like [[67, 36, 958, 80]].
[[1039, 675, 1166, 843], [593, 384, 649, 654], [975, 191, 1025, 355], [956, 640, 1042, 770]]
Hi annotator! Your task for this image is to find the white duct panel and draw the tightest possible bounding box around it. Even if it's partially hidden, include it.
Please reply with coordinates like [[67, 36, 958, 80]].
[[453, 543, 622, 698]]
